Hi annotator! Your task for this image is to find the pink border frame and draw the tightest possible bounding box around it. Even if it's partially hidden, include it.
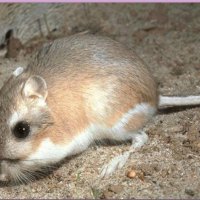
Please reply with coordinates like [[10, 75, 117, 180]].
[[0, 0, 199, 2]]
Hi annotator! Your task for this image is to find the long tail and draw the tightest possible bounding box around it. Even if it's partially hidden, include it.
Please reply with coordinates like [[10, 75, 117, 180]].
[[159, 95, 200, 108]]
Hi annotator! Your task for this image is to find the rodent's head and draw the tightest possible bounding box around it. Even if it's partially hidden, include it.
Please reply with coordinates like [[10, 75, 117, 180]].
[[0, 68, 54, 183]]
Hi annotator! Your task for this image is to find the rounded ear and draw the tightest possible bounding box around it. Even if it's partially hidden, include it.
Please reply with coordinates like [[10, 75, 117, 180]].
[[23, 76, 48, 100]]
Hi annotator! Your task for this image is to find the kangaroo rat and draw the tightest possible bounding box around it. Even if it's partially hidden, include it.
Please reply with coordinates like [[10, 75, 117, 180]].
[[0, 34, 200, 183]]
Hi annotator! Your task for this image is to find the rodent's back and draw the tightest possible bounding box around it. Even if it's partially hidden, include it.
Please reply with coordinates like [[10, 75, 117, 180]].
[[27, 34, 158, 107]]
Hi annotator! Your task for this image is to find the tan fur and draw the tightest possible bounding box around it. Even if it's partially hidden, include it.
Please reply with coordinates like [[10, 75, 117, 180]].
[[31, 75, 91, 149], [31, 72, 156, 149], [123, 113, 147, 132], [30, 59, 158, 149]]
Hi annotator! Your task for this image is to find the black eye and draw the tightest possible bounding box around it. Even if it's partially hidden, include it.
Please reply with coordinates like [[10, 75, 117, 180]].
[[13, 121, 30, 139]]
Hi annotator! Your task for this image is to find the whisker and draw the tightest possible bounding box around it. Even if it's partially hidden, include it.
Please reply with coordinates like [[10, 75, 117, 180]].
[[15, 171, 25, 185], [22, 170, 35, 182], [19, 172, 29, 184]]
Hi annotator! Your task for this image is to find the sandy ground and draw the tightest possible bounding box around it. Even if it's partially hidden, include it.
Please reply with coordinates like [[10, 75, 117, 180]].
[[0, 3, 200, 199]]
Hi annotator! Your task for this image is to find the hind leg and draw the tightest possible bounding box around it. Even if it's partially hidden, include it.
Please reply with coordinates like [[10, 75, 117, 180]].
[[100, 103, 155, 178], [100, 131, 148, 177]]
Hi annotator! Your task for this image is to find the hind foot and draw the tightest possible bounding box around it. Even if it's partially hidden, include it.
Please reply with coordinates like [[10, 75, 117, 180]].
[[100, 151, 130, 178], [100, 131, 148, 178]]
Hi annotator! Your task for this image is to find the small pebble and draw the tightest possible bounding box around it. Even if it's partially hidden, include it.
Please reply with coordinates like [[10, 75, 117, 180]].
[[102, 190, 113, 199], [32, 189, 36, 193], [126, 170, 137, 179], [108, 185, 123, 193], [185, 189, 195, 196]]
